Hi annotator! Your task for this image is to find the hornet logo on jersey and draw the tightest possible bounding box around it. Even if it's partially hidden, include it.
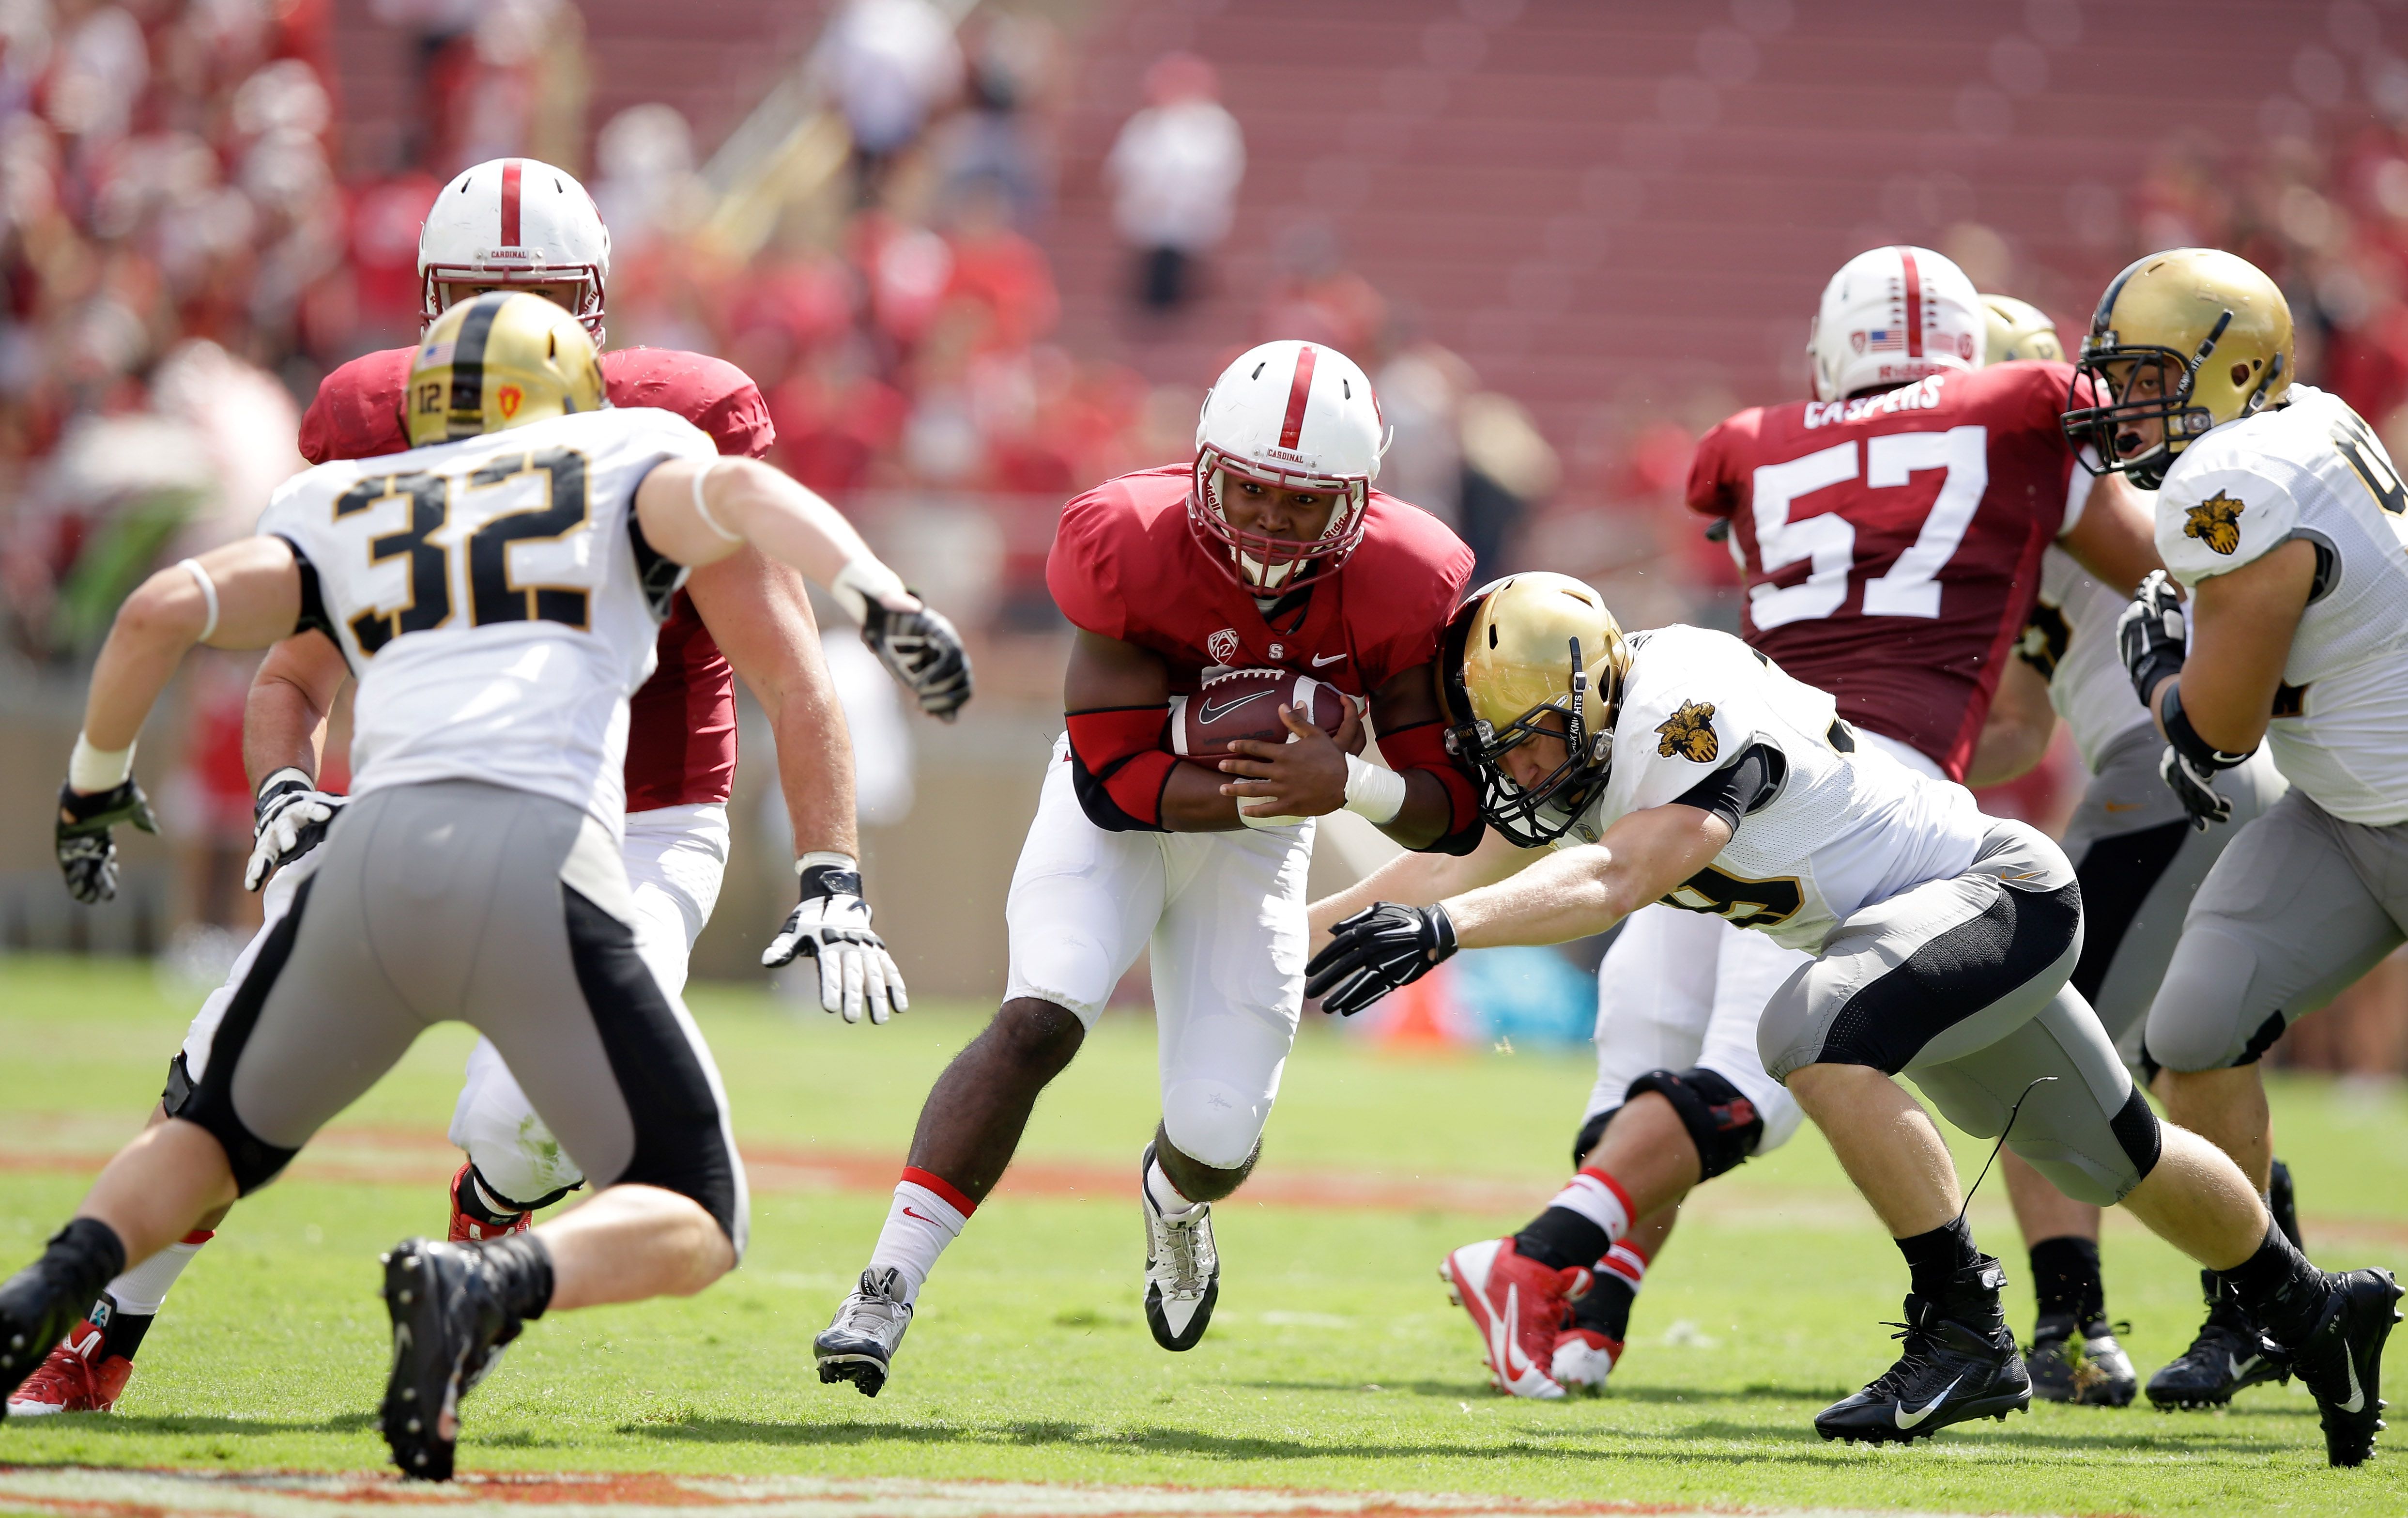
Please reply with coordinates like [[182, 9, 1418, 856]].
[[2184, 491, 2247, 556], [1656, 701, 1719, 762]]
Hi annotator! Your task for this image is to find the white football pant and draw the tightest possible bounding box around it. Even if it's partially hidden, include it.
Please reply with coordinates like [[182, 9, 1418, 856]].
[[1004, 736, 1311, 1171]]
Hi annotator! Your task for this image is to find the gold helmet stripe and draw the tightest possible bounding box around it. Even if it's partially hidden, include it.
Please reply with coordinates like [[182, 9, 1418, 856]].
[[445, 294, 503, 440]]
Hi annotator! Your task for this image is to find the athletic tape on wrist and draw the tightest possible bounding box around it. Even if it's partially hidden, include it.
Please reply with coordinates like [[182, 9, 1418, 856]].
[[1342, 753, 1407, 824], [178, 558, 219, 642], [831, 557, 910, 626], [68, 733, 135, 793], [689, 459, 743, 543]]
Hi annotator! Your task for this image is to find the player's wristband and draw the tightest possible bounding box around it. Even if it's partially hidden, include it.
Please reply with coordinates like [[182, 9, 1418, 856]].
[[1342, 753, 1407, 825], [796, 850, 863, 900], [2160, 682, 2253, 775], [831, 558, 910, 625], [68, 734, 135, 793]]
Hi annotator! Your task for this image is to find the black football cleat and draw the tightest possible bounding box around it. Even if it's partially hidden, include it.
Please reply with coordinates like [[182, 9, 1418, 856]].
[[379, 1239, 525, 1481], [2279, 1267, 2402, 1468], [2147, 1271, 2292, 1410], [1816, 1258, 2030, 1444], [2027, 1313, 2138, 1408]]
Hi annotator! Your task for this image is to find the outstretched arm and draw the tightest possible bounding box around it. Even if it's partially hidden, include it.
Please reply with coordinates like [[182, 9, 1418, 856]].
[[83, 539, 304, 754], [1307, 825, 1535, 945]]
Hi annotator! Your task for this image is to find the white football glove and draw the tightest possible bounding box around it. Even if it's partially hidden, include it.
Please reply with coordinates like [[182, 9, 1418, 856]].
[[245, 767, 348, 891], [762, 854, 908, 1024]]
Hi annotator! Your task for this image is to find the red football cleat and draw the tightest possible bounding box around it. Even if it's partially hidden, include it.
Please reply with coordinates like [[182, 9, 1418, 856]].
[[446, 1162, 530, 1243], [4, 1319, 131, 1416], [1551, 1326, 1624, 1394], [1440, 1238, 1592, 1399]]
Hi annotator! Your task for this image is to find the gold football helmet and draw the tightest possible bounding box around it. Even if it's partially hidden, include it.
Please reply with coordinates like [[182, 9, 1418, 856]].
[[2060, 248, 2292, 488], [1439, 571, 1632, 846], [406, 289, 606, 448], [1981, 293, 2064, 365]]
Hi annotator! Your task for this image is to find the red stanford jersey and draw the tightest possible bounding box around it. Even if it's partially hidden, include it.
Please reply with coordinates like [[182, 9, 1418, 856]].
[[1047, 465, 1474, 697], [300, 345, 774, 811], [1686, 361, 2087, 780]]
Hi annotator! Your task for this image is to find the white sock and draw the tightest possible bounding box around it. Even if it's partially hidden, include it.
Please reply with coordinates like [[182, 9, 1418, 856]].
[[1146, 1157, 1200, 1218], [106, 1229, 213, 1317], [868, 1170, 971, 1303], [1546, 1167, 1634, 1246]]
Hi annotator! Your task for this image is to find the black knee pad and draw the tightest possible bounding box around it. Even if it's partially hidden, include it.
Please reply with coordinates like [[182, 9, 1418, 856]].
[[176, 878, 316, 1194], [1571, 1107, 1616, 1170], [1625, 1067, 1764, 1181], [2108, 1084, 2163, 1182]]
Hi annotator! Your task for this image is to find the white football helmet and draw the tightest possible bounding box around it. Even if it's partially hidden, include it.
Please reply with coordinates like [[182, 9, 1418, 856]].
[[1191, 339, 1389, 591], [1806, 246, 1985, 402], [419, 157, 611, 340]]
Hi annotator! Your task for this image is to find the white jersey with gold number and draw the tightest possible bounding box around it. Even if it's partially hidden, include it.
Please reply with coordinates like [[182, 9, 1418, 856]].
[[2026, 545, 2154, 774], [2156, 384, 2408, 824], [255, 407, 719, 836], [1554, 624, 1989, 951]]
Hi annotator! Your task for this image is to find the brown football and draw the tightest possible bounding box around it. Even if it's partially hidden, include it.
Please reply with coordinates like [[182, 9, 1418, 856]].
[[1169, 667, 1350, 764]]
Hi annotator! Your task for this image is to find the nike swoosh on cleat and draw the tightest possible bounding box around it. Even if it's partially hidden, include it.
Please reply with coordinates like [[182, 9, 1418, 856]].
[[2228, 1352, 2262, 1381], [2340, 1345, 2366, 1414], [1895, 1375, 1965, 1429], [1197, 690, 1277, 723]]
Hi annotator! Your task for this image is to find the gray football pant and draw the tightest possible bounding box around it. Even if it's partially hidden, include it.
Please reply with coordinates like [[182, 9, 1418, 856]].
[[1757, 821, 2160, 1207], [2146, 786, 2408, 1074], [171, 780, 749, 1253], [2059, 728, 2285, 1068]]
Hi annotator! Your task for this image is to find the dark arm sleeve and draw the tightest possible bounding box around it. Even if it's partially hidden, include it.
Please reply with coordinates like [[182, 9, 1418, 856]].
[[1671, 742, 1785, 834]]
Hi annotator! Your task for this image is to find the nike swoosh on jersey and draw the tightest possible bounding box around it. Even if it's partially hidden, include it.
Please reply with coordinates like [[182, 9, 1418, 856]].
[[1311, 652, 1347, 666], [1197, 689, 1278, 724], [1894, 1374, 1964, 1428]]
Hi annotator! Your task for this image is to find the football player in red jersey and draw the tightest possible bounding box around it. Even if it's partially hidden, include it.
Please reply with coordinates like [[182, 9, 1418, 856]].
[[1310, 246, 2162, 1400], [812, 340, 1481, 1395], [6, 157, 970, 1420]]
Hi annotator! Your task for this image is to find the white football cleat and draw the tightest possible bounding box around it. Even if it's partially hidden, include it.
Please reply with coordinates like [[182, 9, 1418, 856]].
[[815, 1267, 913, 1397], [1440, 1237, 1589, 1400], [1551, 1327, 1622, 1395], [1140, 1142, 1219, 1351]]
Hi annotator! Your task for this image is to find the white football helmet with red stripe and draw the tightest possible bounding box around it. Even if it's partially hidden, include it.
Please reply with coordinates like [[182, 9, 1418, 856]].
[[1806, 245, 1984, 403], [419, 157, 611, 340], [1191, 339, 1389, 591]]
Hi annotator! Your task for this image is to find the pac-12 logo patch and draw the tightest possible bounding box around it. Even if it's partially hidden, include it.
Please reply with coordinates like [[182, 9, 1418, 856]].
[[1656, 700, 1720, 762], [497, 384, 524, 419], [2184, 491, 2246, 556], [1207, 628, 1241, 664]]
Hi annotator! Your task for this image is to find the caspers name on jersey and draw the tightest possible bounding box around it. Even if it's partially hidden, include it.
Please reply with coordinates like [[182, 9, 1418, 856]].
[[1800, 374, 1953, 430]]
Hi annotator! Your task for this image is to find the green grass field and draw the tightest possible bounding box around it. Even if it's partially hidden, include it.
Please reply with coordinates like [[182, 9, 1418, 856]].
[[1, 953, 2406, 1516]]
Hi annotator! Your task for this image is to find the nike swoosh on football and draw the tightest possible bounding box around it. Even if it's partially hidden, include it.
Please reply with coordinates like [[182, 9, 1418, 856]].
[[1311, 652, 1347, 666], [1197, 690, 1278, 724], [1894, 1374, 1964, 1428]]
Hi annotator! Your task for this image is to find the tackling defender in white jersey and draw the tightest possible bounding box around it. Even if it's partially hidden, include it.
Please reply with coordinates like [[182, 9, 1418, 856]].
[[1307, 572, 2394, 1462], [11, 293, 931, 1480]]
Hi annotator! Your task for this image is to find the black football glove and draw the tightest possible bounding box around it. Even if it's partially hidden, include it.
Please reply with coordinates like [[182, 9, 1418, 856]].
[[2117, 569, 2188, 709], [1305, 901, 1459, 1017], [245, 767, 348, 891], [55, 779, 158, 904], [2160, 744, 2237, 831], [862, 598, 973, 722], [761, 858, 907, 1023]]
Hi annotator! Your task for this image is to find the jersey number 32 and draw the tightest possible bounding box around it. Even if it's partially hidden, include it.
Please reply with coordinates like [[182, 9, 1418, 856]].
[[336, 448, 593, 655]]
